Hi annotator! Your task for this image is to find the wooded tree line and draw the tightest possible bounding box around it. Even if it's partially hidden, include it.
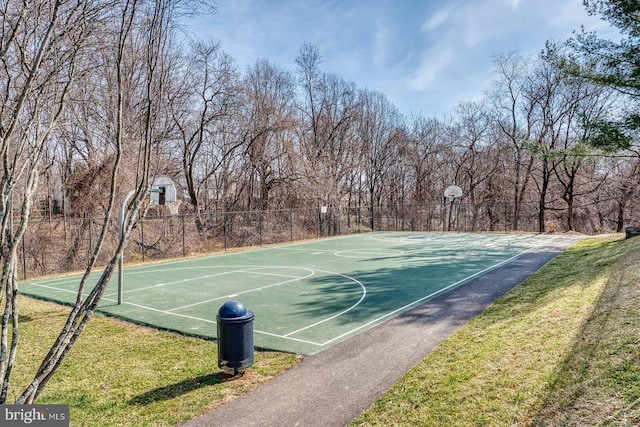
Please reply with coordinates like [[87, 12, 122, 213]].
[[0, 0, 638, 403], [26, 3, 640, 236]]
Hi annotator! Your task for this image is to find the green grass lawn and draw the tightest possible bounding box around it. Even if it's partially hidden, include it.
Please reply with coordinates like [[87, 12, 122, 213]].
[[10, 297, 300, 427], [351, 234, 640, 426]]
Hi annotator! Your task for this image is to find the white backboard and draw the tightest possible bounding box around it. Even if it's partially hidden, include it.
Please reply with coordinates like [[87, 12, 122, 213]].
[[444, 185, 463, 199], [151, 176, 177, 206]]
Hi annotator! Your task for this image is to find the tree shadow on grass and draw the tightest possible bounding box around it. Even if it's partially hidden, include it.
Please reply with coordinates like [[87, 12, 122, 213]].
[[129, 372, 231, 405], [529, 237, 640, 425]]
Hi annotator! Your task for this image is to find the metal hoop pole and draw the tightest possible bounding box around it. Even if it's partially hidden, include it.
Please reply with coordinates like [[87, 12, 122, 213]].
[[118, 190, 136, 305]]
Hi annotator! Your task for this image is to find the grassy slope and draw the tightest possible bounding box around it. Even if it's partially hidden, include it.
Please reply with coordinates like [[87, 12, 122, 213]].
[[352, 235, 640, 426]]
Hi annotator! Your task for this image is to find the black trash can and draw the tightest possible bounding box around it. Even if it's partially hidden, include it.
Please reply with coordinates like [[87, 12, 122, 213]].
[[216, 300, 254, 374], [626, 227, 640, 239]]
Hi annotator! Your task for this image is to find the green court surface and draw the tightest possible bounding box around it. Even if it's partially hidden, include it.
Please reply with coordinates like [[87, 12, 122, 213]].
[[23, 232, 559, 355]]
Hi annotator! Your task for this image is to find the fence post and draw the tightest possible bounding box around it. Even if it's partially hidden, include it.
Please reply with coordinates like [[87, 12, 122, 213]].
[[290, 209, 293, 242], [504, 201, 508, 233], [370, 205, 375, 231], [259, 211, 263, 246], [118, 189, 136, 305], [182, 215, 186, 257], [395, 204, 398, 231], [224, 212, 228, 252], [141, 219, 145, 263]]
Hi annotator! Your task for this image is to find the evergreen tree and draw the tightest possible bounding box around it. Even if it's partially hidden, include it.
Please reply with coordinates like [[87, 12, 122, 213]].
[[563, 0, 640, 150]]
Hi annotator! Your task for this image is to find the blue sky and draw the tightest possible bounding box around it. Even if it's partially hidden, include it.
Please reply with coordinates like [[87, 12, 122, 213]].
[[187, 0, 615, 117]]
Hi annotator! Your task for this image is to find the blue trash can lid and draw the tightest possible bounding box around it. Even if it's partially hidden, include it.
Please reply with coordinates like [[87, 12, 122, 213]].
[[218, 300, 247, 318]]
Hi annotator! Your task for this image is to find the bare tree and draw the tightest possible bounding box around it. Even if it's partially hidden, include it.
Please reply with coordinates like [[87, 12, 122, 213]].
[[488, 51, 536, 230], [401, 115, 446, 205], [522, 47, 616, 231], [521, 53, 566, 233], [356, 89, 402, 214], [597, 156, 640, 232], [169, 40, 240, 231], [0, 0, 101, 403], [0, 0, 212, 404], [295, 43, 361, 209], [452, 101, 501, 230], [239, 58, 297, 210]]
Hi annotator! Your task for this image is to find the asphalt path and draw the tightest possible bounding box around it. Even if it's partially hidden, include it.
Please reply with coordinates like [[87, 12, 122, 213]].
[[180, 235, 583, 427]]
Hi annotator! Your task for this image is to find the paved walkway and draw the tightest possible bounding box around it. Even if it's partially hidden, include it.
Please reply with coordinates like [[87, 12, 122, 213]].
[[180, 235, 583, 427]]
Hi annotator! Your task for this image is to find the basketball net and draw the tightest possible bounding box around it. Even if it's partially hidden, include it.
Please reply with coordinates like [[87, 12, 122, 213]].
[[167, 200, 181, 215]]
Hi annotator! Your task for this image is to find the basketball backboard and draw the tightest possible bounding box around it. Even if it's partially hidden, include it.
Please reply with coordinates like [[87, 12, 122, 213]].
[[444, 185, 463, 200], [150, 176, 177, 206]]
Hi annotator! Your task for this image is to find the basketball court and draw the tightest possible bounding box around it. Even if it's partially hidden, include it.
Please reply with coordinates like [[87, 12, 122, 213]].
[[22, 232, 562, 355]]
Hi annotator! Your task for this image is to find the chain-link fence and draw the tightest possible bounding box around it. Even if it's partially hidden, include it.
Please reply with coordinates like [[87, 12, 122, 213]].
[[17, 202, 564, 280]]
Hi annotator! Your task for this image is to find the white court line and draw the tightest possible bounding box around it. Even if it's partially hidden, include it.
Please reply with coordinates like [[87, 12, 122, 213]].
[[115, 266, 311, 296], [315, 242, 549, 347], [163, 267, 366, 341], [30, 266, 313, 299], [117, 300, 216, 323], [273, 247, 335, 253], [168, 270, 315, 312], [29, 276, 78, 286], [121, 270, 239, 294], [283, 271, 366, 337], [333, 249, 404, 258], [278, 241, 534, 346], [26, 282, 80, 295], [129, 272, 206, 292], [107, 266, 366, 345], [102, 297, 324, 346], [25, 234, 558, 351], [110, 233, 358, 274], [250, 330, 322, 346]]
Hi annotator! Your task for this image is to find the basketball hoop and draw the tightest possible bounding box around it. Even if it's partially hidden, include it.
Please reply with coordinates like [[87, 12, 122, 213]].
[[150, 176, 181, 215], [166, 200, 181, 215], [444, 185, 463, 233], [444, 185, 463, 202]]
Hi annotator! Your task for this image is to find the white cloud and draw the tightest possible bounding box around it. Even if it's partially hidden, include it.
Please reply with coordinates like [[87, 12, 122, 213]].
[[372, 18, 390, 67], [422, 6, 454, 32], [187, 0, 620, 117], [548, 0, 617, 36], [505, 0, 523, 10], [406, 47, 454, 90]]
